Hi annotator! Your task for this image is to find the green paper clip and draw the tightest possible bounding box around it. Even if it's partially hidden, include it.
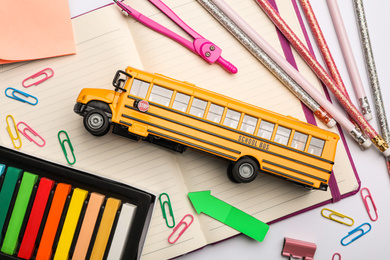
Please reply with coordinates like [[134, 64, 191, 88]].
[[1, 171, 38, 255], [58, 130, 76, 165], [188, 190, 269, 242], [0, 167, 23, 242], [159, 193, 175, 228]]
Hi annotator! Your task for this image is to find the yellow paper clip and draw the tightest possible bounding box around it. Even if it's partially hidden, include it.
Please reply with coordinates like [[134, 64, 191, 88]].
[[159, 193, 175, 228], [58, 130, 76, 165], [321, 208, 354, 226], [168, 214, 193, 244], [360, 187, 378, 221], [17, 122, 46, 147], [6, 115, 22, 149]]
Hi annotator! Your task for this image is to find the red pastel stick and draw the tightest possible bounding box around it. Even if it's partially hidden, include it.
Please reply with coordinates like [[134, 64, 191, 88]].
[[17, 177, 55, 259]]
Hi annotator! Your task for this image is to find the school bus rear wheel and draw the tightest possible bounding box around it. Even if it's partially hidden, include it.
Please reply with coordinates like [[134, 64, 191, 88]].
[[83, 109, 110, 136], [231, 157, 259, 183]]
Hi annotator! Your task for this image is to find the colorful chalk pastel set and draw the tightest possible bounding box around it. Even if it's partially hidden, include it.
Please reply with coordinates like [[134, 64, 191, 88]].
[[0, 146, 156, 260]]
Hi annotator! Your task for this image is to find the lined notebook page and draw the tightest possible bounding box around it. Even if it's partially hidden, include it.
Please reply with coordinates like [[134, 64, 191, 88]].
[[125, 0, 358, 245]]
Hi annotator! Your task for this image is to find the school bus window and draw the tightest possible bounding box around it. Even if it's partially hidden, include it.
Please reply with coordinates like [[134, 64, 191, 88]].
[[223, 109, 241, 129], [257, 120, 275, 140], [291, 131, 308, 151], [207, 103, 224, 123], [240, 115, 257, 134], [172, 92, 190, 112], [274, 126, 291, 145], [129, 78, 149, 98], [189, 97, 207, 117], [308, 137, 325, 156], [149, 84, 173, 106]]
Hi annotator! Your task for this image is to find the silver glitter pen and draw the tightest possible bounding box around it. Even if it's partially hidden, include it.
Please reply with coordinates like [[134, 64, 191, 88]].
[[352, 0, 390, 170]]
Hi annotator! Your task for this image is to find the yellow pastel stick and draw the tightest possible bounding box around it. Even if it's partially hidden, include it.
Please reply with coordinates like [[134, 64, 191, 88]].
[[90, 198, 121, 260], [53, 188, 88, 260]]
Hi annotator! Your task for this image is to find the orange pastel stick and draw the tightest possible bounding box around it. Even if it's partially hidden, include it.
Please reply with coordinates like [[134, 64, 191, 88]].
[[72, 192, 105, 259], [35, 183, 72, 260]]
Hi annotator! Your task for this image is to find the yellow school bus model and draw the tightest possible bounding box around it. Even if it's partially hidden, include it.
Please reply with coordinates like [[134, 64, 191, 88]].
[[74, 66, 339, 190]]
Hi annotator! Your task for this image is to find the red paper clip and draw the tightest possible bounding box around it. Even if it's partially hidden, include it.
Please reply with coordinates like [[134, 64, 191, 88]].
[[360, 187, 378, 221], [168, 214, 193, 244], [17, 122, 46, 147], [22, 68, 54, 88]]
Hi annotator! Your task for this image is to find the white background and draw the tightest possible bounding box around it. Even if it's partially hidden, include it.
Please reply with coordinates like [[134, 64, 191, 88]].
[[68, 0, 390, 259]]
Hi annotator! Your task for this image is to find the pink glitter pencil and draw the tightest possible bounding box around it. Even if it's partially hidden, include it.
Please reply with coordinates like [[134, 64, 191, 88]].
[[254, 0, 390, 157]]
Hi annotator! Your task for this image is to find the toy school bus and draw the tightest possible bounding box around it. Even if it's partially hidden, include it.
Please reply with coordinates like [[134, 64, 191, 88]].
[[74, 66, 339, 190]]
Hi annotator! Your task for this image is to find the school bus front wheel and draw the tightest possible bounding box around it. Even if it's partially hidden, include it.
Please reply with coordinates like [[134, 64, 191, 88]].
[[83, 109, 111, 136]]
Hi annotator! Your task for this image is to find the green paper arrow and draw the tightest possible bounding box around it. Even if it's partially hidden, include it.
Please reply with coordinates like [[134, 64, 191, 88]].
[[188, 190, 269, 242]]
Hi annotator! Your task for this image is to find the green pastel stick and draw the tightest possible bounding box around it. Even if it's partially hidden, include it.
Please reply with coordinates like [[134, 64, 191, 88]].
[[1, 171, 38, 255], [0, 166, 23, 242], [188, 190, 269, 242]]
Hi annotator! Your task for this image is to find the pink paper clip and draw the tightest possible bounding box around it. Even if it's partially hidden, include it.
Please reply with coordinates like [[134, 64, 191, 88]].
[[360, 187, 378, 221], [332, 253, 341, 260], [22, 68, 54, 88], [282, 237, 317, 260], [168, 214, 193, 244], [17, 122, 46, 147]]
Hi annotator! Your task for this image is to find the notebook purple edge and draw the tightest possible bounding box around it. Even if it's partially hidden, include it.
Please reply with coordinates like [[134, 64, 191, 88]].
[[71, 1, 361, 257]]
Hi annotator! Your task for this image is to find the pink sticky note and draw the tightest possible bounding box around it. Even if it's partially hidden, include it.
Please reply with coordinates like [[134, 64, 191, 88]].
[[0, 0, 76, 64]]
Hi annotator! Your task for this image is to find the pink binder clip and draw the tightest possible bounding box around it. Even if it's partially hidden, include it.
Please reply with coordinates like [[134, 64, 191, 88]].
[[17, 122, 46, 147], [168, 214, 193, 244], [360, 187, 378, 221], [22, 68, 54, 88], [282, 237, 317, 260]]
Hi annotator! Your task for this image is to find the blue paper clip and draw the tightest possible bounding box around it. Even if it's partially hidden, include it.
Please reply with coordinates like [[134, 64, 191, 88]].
[[6, 115, 22, 149], [159, 193, 175, 228], [58, 130, 76, 165], [5, 87, 38, 105], [341, 222, 371, 246], [168, 214, 193, 244]]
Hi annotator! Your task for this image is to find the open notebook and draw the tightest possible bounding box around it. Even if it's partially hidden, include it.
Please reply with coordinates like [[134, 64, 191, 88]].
[[0, 0, 359, 259]]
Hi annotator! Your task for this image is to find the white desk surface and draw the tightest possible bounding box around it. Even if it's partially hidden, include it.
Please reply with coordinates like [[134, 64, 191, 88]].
[[68, 1, 390, 259]]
